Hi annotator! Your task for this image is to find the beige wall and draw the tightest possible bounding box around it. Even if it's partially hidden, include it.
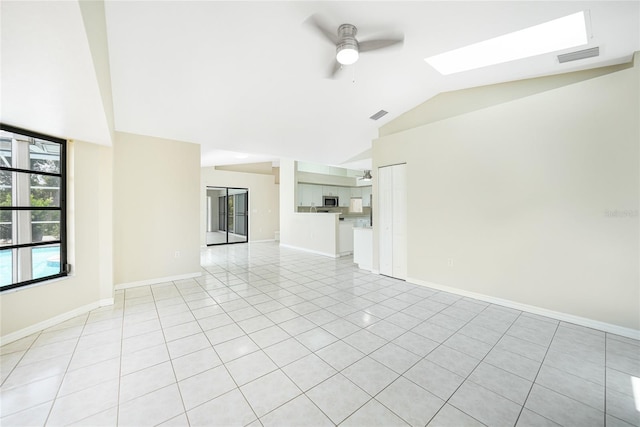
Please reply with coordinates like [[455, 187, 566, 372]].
[[0, 141, 113, 337], [114, 132, 200, 285], [373, 55, 639, 331], [201, 167, 279, 244]]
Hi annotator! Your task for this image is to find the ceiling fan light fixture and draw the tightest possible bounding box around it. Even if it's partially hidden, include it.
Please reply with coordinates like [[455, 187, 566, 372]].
[[336, 42, 359, 65]]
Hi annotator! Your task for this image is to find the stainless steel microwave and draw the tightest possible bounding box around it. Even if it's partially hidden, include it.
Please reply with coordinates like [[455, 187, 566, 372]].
[[323, 196, 338, 207]]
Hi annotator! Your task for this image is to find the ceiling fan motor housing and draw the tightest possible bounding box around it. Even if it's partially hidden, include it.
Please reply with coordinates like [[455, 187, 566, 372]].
[[336, 23, 359, 65]]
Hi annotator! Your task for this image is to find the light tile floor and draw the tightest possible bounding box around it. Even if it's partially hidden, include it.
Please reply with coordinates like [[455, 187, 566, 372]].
[[1, 242, 639, 426]]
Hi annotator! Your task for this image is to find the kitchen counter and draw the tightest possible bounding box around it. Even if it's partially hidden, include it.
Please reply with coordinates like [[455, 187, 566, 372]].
[[338, 221, 354, 256], [353, 227, 373, 271]]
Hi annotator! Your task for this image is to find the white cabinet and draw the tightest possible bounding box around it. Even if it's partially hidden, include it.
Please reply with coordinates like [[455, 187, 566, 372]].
[[353, 227, 372, 271], [338, 221, 354, 255], [338, 187, 350, 207], [300, 184, 367, 208], [298, 183, 322, 207], [298, 183, 309, 206], [322, 186, 338, 196], [311, 185, 322, 207], [361, 186, 372, 207]]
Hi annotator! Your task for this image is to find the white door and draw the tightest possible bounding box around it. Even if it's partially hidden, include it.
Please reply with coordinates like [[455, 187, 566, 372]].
[[378, 164, 407, 279]]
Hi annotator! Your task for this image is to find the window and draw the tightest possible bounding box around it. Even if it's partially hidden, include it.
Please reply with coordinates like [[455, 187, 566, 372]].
[[0, 124, 67, 291]]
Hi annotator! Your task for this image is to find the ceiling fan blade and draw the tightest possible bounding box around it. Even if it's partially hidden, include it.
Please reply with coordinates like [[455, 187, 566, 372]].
[[304, 14, 338, 45], [359, 37, 404, 53], [328, 61, 344, 79]]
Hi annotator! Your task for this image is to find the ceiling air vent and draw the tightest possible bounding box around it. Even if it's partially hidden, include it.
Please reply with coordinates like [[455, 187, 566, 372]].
[[557, 47, 600, 64], [369, 110, 388, 121]]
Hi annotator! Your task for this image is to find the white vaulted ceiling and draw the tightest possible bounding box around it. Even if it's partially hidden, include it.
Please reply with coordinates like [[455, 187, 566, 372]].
[[1, 1, 639, 167], [0, 1, 112, 146]]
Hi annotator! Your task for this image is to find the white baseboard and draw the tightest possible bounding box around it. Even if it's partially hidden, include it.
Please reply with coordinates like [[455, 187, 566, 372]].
[[279, 243, 338, 258], [250, 239, 276, 243], [115, 272, 200, 290], [356, 263, 373, 272], [1, 300, 101, 346], [407, 277, 640, 340], [99, 297, 114, 307]]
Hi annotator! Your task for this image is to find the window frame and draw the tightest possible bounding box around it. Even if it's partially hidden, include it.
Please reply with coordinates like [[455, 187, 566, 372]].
[[0, 123, 68, 292]]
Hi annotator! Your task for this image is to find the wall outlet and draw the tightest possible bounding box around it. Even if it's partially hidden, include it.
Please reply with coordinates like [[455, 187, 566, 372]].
[[447, 258, 454, 267], [174, 251, 181, 258]]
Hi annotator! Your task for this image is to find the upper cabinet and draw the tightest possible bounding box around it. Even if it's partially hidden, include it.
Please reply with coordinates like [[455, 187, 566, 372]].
[[298, 183, 323, 207], [322, 186, 338, 196], [338, 187, 350, 207], [361, 186, 372, 207], [298, 183, 371, 208], [311, 185, 323, 207], [298, 183, 310, 206]]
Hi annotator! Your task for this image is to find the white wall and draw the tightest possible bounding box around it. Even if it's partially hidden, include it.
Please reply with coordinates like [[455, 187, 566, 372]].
[[282, 213, 339, 257], [280, 159, 339, 257], [373, 55, 640, 332], [114, 132, 201, 286], [200, 167, 279, 244], [280, 158, 297, 244], [297, 171, 357, 187]]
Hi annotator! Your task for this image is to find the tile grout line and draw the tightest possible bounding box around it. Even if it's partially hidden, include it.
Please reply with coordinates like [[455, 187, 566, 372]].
[[512, 315, 560, 426], [116, 294, 125, 427], [216, 269, 338, 426], [41, 311, 91, 426], [201, 253, 372, 425], [336, 290, 513, 425], [193, 269, 275, 425], [604, 332, 607, 427], [410, 301, 506, 426], [0, 329, 43, 390], [149, 282, 192, 426], [2, 243, 636, 426], [293, 287, 479, 426], [0, 330, 44, 387]]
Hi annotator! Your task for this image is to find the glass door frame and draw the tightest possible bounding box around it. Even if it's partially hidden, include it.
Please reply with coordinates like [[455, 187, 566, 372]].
[[206, 186, 249, 246]]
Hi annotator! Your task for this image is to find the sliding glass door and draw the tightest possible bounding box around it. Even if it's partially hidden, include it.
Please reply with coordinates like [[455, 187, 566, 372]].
[[206, 187, 249, 245]]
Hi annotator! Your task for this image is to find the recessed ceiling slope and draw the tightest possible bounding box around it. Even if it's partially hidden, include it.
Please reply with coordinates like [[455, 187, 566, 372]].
[[102, 1, 638, 167], [0, 1, 112, 146], [6, 2, 631, 167]]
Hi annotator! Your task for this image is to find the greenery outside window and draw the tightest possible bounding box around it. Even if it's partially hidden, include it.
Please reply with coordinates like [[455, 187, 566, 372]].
[[0, 124, 68, 291]]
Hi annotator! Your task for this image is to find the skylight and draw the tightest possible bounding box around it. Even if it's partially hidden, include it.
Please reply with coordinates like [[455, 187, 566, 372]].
[[425, 11, 588, 75]]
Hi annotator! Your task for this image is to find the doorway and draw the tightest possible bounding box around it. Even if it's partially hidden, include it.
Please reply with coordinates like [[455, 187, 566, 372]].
[[206, 187, 249, 245]]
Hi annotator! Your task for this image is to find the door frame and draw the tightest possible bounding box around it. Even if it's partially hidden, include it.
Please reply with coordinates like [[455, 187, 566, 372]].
[[205, 186, 249, 246]]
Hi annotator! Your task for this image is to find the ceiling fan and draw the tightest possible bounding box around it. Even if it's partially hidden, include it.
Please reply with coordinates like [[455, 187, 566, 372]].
[[305, 15, 404, 78], [358, 170, 373, 181]]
